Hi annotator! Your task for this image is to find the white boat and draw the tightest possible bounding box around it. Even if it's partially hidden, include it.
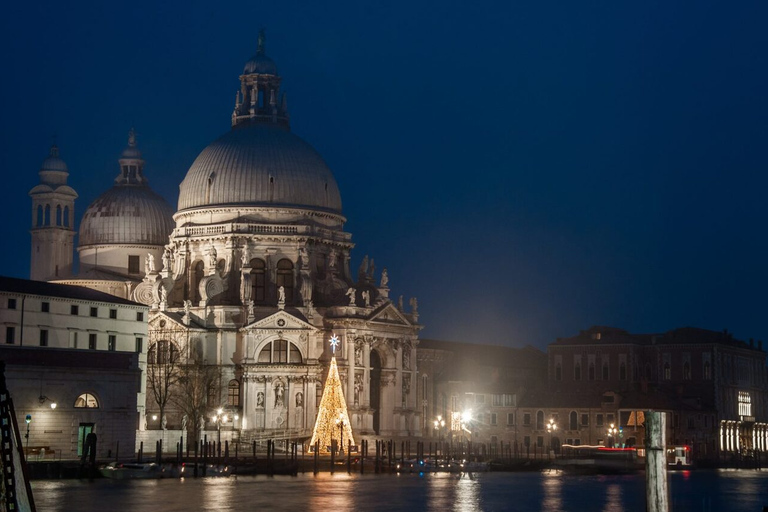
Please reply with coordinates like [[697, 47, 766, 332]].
[[99, 462, 164, 479]]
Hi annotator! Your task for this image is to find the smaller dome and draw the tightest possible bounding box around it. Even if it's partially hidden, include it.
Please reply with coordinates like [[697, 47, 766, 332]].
[[121, 146, 142, 160], [243, 54, 277, 75], [40, 145, 68, 172], [79, 186, 175, 247]]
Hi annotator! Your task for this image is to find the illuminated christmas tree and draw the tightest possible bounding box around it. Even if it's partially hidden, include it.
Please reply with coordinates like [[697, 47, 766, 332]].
[[309, 334, 355, 453]]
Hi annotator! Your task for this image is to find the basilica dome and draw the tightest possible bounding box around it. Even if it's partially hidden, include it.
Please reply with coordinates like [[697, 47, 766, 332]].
[[177, 123, 342, 213], [79, 130, 175, 247], [79, 186, 175, 246]]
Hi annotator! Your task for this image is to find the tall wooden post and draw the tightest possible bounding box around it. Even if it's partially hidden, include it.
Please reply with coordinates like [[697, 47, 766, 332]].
[[645, 411, 669, 512]]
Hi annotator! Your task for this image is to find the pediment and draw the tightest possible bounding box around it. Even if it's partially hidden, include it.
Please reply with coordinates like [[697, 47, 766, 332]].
[[242, 310, 317, 333], [369, 303, 412, 326], [148, 311, 202, 331]]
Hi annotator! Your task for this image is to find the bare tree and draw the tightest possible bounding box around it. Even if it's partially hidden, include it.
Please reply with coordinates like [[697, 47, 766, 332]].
[[146, 330, 184, 429], [173, 359, 222, 443]]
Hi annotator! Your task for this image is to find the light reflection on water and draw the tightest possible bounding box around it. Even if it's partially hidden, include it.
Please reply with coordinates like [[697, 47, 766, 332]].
[[31, 469, 768, 512], [541, 471, 562, 512]]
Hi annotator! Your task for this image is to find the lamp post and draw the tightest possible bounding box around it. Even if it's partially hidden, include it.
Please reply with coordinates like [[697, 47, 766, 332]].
[[433, 415, 446, 457], [607, 423, 618, 448], [335, 414, 345, 456], [24, 414, 31, 457], [546, 418, 558, 458], [211, 408, 227, 446]]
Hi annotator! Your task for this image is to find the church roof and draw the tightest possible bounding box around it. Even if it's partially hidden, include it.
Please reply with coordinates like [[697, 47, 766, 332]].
[[177, 33, 343, 214], [0, 275, 144, 306], [79, 130, 174, 247]]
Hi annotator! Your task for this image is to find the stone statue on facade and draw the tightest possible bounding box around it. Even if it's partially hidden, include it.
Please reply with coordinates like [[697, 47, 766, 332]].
[[159, 283, 168, 303], [380, 268, 389, 288], [161, 414, 168, 430], [256, 392, 265, 408], [278, 285, 286, 309], [403, 348, 410, 370], [181, 414, 188, 432], [295, 392, 303, 407], [361, 290, 371, 307], [358, 255, 369, 280], [355, 343, 363, 366], [368, 258, 375, 280], [274, 381, 285, 408], [409, 297, 418, 315], [208, 246, 217, 272], [328, 248, 338, 270], [354, 373, 363, 406], [346, 287, 356, 306], [398, 295, 404, 311], [162, 248, 171, 273], [241, 249, 249, 268], [184, 300, 191, 318]]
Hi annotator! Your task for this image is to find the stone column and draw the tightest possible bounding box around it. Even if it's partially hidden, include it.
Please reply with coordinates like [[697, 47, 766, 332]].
[[347, 336, 356, 406], [364, 342, 371, 408]]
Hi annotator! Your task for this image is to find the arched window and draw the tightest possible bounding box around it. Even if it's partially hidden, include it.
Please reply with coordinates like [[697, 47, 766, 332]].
[[602, 363, 609, 380], [56, 205, 62, 226], [683, 361, 691, 380], [276, 259, 294, 303], [619, 363, 627, 381], [555, 363, 562, 381], [148, 341, 179, 365], [44, 204, 51, 226], [536, 410, 544, 430], [74, 393, 99, 408], [36, 205, 43, 227], [227, 380, 240, 406], [588, 363, 595, 381], [663, 362, 671, 380], [569, 411, 578, 431], [63, 206, 70, 227], [258, 340, 302, 364], [574, 363, 582, 381], [250, 258, 266, 302], [192, 261, 204, 304], [704, 361, 711, 380]]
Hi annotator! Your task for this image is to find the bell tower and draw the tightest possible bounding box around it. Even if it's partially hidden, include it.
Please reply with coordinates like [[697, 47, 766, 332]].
[[29, 145, 78, 280]]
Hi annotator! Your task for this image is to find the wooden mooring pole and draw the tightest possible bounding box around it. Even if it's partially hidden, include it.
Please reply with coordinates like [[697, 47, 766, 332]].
[[645, 411, 669, 512]]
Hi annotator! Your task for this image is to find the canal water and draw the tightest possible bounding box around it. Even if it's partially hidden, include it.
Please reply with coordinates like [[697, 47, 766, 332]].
[[31, 469, 768, 511]]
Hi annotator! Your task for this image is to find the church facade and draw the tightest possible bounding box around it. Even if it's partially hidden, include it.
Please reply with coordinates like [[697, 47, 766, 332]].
[[29, 34, 421, 442]]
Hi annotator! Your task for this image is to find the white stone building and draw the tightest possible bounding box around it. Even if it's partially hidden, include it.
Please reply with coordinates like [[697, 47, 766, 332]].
[[0, 276, 148, 457], [29, 33, 422, 442]]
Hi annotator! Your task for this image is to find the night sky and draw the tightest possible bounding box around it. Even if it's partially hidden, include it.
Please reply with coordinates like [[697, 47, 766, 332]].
[[2, 1, 768, 350]]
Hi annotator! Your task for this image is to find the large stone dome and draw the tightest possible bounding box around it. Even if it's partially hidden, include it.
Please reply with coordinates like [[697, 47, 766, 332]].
[[177, 123, 342, 213], [79, 186, 175, 246]]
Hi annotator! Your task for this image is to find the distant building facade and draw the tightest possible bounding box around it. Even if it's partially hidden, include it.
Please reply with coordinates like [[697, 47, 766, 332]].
[[2, 346, 141, 460], [0, 276, 149, 431]]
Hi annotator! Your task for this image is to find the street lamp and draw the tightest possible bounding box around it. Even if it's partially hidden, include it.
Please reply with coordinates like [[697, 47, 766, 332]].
[[433, 415, 446, 457], [607, 423, 618, 447], [24, 414, 31, 457], [335, 414, 345, 456], [211, 408, 227, 445], [546, 418, 558, 458]]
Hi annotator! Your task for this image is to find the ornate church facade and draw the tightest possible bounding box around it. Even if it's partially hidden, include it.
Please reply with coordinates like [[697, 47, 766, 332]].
[[29, 34, 422, 440]]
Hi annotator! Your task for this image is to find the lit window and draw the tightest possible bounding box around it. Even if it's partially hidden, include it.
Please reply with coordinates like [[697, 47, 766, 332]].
[[74, 393, 99, 408], [738, 391, 751, 417], [228, 380, 240, 406]]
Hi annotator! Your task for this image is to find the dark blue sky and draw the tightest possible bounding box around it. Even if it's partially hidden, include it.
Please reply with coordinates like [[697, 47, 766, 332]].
[[2, 1, 767, 349]]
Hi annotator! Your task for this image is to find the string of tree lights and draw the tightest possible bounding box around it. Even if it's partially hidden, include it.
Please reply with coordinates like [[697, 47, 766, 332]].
[[309, 335, 355, 453]]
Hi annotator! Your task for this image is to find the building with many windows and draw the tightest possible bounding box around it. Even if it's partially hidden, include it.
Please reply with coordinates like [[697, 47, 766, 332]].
[[0, 276, 149, 432]]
